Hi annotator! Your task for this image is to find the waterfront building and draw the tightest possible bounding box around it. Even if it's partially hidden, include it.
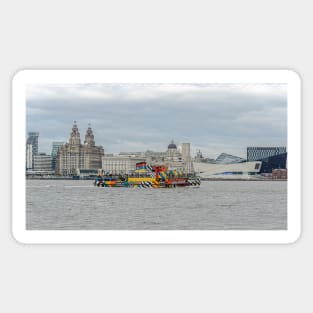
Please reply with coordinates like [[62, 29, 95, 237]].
[[56, 122, 104, 176], [51, 141, 65, 171], [144, 141, 194, 173], [26, 144, 33, 169], [181, 143, 194, 173], [33, 153, 52, 172], [26, 132, 39, 156], [141, 141, 182, 164], [181, 143, 191, 160], [194, 161, 262, 179], [272, 169, 288, 180], [247, 147, 286, 161], [101, 141, 195, 175], [258, 152, 288, 173], [145, 141, 195, 173], [215, 153, 246, 164], [165, 140, 182, 162], [102, 155, 146, 175], [247, 147, 287, 173], [26, 132, 39, 168]]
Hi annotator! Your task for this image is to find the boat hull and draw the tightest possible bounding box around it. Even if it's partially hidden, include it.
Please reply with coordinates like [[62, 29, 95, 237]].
[[94, 176, 201, 188]]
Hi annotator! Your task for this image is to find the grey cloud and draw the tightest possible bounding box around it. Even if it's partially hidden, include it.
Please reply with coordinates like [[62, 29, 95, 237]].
[[26, 83, 287, 158]]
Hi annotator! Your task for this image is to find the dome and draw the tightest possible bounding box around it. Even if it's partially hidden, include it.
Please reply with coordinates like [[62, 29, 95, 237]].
[[168, 140, 177, 149]]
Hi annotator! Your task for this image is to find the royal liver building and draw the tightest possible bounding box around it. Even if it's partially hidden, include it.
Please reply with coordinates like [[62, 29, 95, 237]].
[[56, 122, 104, 176]]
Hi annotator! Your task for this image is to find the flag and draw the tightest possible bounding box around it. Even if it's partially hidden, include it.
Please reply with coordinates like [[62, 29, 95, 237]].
[[136, 162, 147, 170]]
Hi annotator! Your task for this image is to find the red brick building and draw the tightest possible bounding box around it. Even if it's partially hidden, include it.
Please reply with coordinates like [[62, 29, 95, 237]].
[[272, 169, 288, 180]]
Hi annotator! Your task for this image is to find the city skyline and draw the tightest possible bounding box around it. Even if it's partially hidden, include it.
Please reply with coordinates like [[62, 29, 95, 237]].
[[26, 83, 287, 158]]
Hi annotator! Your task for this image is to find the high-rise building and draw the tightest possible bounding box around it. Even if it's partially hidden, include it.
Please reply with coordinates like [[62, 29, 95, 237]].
[[247, 147, 286, 161], [247, 146, 287, 173], [181, 143, 191, 161], [26, 144, 33, 169], [51, 142, 65, 170], [26, 132, 39, 168], [181, 143, 194, 173], [26, 132, 39, 155], [56, 122, 104, 176]]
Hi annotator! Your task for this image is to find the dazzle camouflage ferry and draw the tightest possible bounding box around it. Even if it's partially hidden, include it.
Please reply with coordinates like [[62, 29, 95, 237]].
[[94, 162, 201, 188]]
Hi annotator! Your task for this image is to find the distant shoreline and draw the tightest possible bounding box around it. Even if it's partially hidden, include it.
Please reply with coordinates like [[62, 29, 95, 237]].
[[201, 178, 287, 181], [26, 177, 287, 182]]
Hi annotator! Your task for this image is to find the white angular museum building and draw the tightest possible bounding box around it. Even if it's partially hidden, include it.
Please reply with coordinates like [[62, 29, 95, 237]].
[[193, 161, 262, 179]]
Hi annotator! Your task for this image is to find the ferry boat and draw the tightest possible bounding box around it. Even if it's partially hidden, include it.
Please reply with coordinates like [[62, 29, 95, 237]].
[[94, 162, 201, 188]]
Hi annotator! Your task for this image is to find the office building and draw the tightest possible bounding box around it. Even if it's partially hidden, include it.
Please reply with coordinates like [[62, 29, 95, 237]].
[[26, 132, 39, 156], [181, 143, 191, 160], [51, 142, 65, 171], [247, 147, 286, 161], [144, 140, 193, 173], [247, 147, 287, 173], [102, 156, 146, 175], [33, 153, 52, 172], [26, 144, 33, 169], [259, 152, 288, 173], [101, 141, 195, 175], [56, 122, 104, 176], [165, 140, 182, 162], [181, 143, 194, 173], [26, 132, 39, 169]]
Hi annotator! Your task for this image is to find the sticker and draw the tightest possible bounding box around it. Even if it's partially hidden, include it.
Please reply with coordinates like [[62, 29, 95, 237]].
[[12, 70, 301, 243]]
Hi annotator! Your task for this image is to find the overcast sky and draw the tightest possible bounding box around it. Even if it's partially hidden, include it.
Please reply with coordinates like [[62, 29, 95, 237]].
[[26, 83, 287, 158]]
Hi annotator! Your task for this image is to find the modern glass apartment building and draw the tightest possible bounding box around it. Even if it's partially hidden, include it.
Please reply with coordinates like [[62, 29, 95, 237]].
[[247, 147, 287, 173], [51, 141, 65, 170], [26, 132, 39, 156], [247, 147, 286, 161], [26, 132, 39, 169]]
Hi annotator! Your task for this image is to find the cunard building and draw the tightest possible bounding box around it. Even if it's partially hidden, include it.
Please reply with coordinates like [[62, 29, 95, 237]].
[[56, 122, 104, 176]]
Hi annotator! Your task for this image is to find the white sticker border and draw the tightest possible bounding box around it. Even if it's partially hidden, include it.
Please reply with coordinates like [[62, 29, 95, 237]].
[[12, 69, 301, 244]]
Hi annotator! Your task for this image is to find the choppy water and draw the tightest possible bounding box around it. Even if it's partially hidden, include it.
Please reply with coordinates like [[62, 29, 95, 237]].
[[26, 180, 287, 230]]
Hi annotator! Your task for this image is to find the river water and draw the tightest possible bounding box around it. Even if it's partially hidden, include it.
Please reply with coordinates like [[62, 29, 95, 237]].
[[26, 180, 287, 230]]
